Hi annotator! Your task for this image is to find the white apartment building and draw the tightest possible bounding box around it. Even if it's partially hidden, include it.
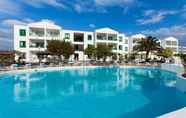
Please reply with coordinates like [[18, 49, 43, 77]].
[[14, 20, 62, 62], [179, 46, 186, 54], [14, 20, 129, 63], [14, 20, 180, 63], [129, 35, 179, 54], [129, 34, 146, 53], [161, 37, 179, 54]]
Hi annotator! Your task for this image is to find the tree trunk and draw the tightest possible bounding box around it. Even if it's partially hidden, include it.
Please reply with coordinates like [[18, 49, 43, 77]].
[[58, 55, 62, 64], [103, 56, 106, 62], [146, 51, 150, 62]]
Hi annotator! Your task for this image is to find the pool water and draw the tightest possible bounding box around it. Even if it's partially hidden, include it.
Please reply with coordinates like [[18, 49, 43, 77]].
[[0, 67, 186, 118]]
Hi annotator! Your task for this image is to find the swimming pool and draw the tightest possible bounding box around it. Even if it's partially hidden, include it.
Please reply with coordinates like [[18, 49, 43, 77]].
[[0, 67, 186, 118]]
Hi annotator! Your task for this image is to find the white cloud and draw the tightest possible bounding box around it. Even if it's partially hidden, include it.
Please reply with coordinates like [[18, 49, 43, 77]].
[[183, 4, 186, 11], [180, 4, 186, 19], [137, 10, 178, 25], [0, 0, 137, 15], [0, 27, 13, 50], [1, 18, 35, 26], [0, 18, 35, 50], [95, 0, 135, 7], [68, 0, 136, 13], [2, 19, 26, 26], [74, 4, 82, 13], [0, 0, 21, 15], [71, 0, 107, 13], [141, 25, 186, 45], [21, 0, 66, 9], [89, 24, 96, 28]]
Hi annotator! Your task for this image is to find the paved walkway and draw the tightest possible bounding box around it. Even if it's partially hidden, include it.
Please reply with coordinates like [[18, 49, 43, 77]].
[[158, 107, 186, 118]]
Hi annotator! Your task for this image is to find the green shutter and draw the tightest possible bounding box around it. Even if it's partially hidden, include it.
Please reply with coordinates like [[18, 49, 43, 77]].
[[19, 29, 26, 36], [19, 41, 26, 48]]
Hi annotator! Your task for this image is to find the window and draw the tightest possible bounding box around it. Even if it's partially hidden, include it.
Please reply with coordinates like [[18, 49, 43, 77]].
[[74, 33, 84, 42], [172, 41, 177, 45], [88, 35, 92, 40], [65, 33, 70, 39], [108, 36, 113, 41], [166, 41, 171, 45], [119, 36, 123, 42], [119, 45, 123, 50], [97, 33, 106, 40], [19, 41, 26, 48], [108, 36, 117, 41], [125, 47, 128, 51], [125, 39, 128, 44], [19, 29, 26, 36]]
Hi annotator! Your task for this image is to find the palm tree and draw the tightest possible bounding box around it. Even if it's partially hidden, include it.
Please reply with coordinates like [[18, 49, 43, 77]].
[[134, 36, 161, 61]]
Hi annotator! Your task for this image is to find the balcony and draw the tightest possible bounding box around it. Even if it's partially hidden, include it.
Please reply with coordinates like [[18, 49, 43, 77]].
[[29, 40, 45, 49], [46, 29, 60, 38], [97, 33, 107, 40], [97, 33, 117, 41], [108, 34, 117, 41], [165, 41, 178, 46], [29, 28, 44, 37]]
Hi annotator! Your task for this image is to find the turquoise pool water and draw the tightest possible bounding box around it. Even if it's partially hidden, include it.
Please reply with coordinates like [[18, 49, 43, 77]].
[[0, 67, 186, 118]]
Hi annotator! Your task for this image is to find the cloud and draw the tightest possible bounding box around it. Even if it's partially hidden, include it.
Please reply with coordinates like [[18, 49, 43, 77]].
[[0, 0, 21, 15], [0, 18, 35, 50], [74, 4, 82, 13], [183, 4, 186, 11], [2, 19, 27, 26], [1, 18, 35, 27], [141, 25, 186, 46], [71, 0, 108, 13], [89, 24, 96, 28], [21, 0, 66, 9], [6, 0, 137, 14], [0, 27, 13, 50], [137, 4, 186, 25], [137, 10, 178, 25], [95, 0, 135, 7], [180, 4, 186, 19], [67, 0, 137, 13]]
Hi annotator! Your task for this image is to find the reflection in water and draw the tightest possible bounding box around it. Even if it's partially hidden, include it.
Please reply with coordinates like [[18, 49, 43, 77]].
[[13, 67, 177, 103]]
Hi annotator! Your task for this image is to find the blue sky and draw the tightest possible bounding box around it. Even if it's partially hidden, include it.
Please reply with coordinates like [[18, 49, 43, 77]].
[[0, 0, 186, 50]]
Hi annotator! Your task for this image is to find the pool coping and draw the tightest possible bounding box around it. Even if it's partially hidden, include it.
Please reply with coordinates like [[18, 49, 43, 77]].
[[0, 65, 161, 75], [158, 107, 186, 118]]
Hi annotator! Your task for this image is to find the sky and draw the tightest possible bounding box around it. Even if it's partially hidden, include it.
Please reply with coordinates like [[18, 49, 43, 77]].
[[0, 0, 186, 50]]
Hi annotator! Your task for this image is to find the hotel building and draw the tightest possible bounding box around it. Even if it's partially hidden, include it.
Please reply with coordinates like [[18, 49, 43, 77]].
[[14, 20, 179, 63], [161, 37, 179, 54], [14, 20, 129, 62], [179, 46, 186, 54]]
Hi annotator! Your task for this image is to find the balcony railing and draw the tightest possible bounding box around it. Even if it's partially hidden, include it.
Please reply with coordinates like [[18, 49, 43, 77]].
[[29, 32, 44, 37], [29, 43, 44, 48], [46, 30, 60, 37], [108, 38, 117, 41]]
